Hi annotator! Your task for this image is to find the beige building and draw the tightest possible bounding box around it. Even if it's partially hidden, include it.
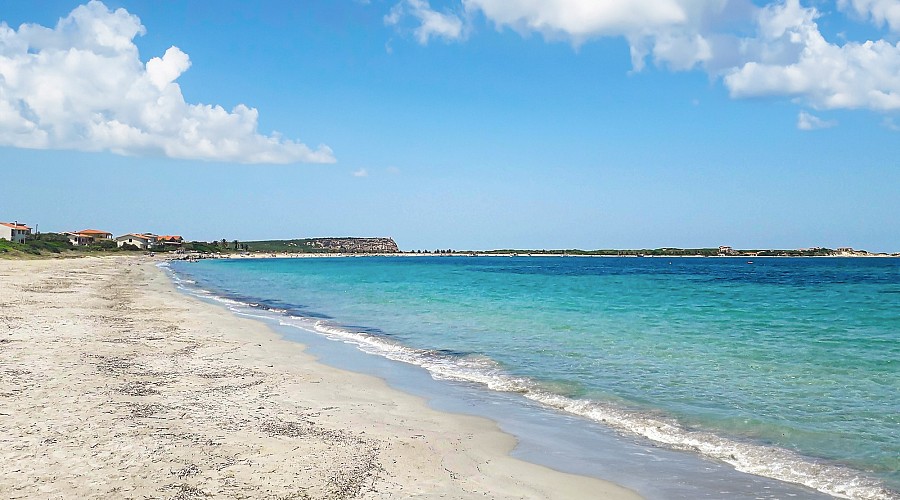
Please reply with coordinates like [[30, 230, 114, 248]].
[[116, 233, 156, 250], [67, 229, 113, 246], [0, 222, 31, 243]]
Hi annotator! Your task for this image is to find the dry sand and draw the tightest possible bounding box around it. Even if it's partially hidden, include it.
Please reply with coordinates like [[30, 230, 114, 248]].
[[0, 256, 639, 499]]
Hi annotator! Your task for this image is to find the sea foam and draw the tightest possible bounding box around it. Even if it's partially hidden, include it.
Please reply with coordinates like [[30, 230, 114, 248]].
[[164, 261, 896, 500], [297, 317, 892, 500]]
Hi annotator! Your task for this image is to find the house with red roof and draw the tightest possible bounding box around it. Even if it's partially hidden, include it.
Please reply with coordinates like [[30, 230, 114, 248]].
[[156, 235, 184, 246], [66, 229, 113, 246], [0, 222, 31, 243]]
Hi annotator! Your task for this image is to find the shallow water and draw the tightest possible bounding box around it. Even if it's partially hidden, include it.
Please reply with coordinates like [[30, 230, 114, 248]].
[[168, 256, 899, 499]]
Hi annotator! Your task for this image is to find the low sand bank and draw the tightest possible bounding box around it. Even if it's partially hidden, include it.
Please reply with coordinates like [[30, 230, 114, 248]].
[[0, 256, 638, 499]]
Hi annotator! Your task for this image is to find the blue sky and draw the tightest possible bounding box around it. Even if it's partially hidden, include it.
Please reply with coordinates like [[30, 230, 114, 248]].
[[1, 0, 898, 251]]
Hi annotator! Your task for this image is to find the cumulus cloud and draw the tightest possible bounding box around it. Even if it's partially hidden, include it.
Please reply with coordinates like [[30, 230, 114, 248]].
[[838, 0, 900, 32], [723, 0, 900, 111], [797, 110, 837, 130], [352, 168, 369, 177], [462, 0, 689, 40], [0, 1, 334, 164], [461, 0, 732, 71], [385, 0, 465, 44], [386, 0, 900, 115], [387, 0, 744, 71]]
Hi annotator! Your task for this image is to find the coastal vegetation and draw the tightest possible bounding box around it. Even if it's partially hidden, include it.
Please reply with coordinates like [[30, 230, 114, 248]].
[[0, 232, 112, 258], [474, 247, 842, 257], [231, 241, 860, 257], [3, 234, 894, 259], [0, 233, 219, 258], [243, 237, 399, 254]]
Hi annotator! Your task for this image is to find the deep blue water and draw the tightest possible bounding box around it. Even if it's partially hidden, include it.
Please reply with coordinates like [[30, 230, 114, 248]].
[[168, 256, 899, 499]]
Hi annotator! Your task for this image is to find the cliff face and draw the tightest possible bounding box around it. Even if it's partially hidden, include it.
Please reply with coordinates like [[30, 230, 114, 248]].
[[307, 237, 399, 253]]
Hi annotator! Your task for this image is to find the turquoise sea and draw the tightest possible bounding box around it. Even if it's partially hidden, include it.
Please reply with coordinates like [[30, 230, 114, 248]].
[[167, 256, 899, 499]]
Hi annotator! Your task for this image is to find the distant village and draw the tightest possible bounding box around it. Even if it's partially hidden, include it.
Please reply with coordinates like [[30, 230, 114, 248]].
[[0, 220, 399, 256], [1, 221, 182, 250]]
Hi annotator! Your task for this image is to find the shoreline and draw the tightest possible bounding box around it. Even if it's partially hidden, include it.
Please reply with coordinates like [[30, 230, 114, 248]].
[[168, 252, 900, 261], [170, 258, 892, 500], [0, 256, 638, 499]]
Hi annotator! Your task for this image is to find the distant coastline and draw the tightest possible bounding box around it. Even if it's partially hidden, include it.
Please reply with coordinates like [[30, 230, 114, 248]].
[[172, 240, 899, 260], [4, 232, 897, 259], [170, 249, 900, 262], [210, 239, 900, 258]]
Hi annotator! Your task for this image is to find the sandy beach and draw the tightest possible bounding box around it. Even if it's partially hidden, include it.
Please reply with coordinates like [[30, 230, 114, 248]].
[[0, 256, 638, 499]]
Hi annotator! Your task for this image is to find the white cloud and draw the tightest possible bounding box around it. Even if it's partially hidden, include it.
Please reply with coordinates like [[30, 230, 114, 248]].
[[882, 116, 900, 130], [838, 0, 900, 32], [723, 0, 900, 111], [401, 0, 900, 113], [0, 1, 334, 164], [353, 168, 369, 177], [462, 0, 689, 41], [462, 0, 731, 71], [386, 0, 465, 44], [797, 110, 837, 130]]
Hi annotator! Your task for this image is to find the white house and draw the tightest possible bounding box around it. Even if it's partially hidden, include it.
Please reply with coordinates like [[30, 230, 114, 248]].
[[67, 233, 93, 246], [115, 233, 156, 250], [0, 222, 31, 243]]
